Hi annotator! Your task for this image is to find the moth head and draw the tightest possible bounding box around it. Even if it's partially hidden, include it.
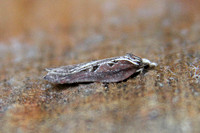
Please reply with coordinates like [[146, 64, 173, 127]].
[[142, 58, 157, 69]]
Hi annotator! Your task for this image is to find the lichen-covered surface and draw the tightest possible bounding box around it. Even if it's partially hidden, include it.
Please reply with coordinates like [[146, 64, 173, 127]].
[[0, 0, 200, 133]]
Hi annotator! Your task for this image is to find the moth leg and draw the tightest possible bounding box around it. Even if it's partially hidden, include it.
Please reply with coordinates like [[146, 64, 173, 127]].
[[136, 68, 144, 73], [102, 82, 109, 89]]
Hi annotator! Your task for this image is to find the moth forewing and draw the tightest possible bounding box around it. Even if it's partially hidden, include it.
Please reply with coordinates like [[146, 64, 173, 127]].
[[44, 53, 157, 84], [94, 60, 140, 82]]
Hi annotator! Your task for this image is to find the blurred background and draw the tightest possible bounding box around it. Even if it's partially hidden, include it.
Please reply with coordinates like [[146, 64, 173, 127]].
[[0, 0, 199, 43], [1, 0, 199, 63], [0, 0, 200, 133]]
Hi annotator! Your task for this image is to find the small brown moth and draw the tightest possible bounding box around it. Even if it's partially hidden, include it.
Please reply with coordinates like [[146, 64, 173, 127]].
[[44, 53, 157, 84]]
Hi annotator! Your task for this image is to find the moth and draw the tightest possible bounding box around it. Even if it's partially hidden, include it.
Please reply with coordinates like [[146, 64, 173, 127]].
[[44, 53, 157, 84]]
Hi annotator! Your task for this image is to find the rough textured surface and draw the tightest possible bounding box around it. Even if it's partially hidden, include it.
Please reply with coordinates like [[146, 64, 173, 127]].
[[0, 0, 200, 133]]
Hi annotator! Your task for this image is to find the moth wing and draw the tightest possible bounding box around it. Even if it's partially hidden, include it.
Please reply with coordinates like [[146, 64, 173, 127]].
[[61, 60, 140, 83], [94, 60, 140, 82], [45, 65, 76, 73], [45, 68, 52, 72], [44, 54, 143, 84]]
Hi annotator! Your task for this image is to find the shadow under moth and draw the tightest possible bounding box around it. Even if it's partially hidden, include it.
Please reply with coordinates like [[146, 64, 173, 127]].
[[44, 53, 157, 84]]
